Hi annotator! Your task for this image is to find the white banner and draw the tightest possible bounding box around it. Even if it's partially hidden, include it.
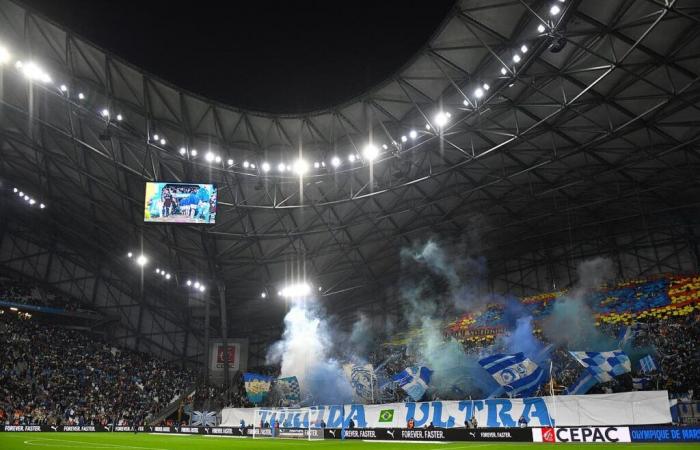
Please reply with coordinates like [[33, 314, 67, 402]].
[[220, 391, 670, 428], [533, 426, 632, 443]]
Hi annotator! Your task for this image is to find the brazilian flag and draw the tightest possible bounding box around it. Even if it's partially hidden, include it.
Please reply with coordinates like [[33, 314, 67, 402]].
[[378, 409, 394, 423]]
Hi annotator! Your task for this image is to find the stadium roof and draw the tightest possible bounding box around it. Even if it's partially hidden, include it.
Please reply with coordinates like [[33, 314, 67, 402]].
[[0, 0, 699, 362]]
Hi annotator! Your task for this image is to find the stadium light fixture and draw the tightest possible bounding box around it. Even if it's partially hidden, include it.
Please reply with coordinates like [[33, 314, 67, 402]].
[[280, 282, 312, 299], [261, 292, 267, 299], [199, 285, 206, 292], [101, 109, 110, 118], [20, 61, 51, 83], [521, 44, 529, 53], [165, 273, 171, 280], [434, 111, 450, 128], [501, 67, 508, 75], [186, 280, 192, 286], [348, 154, 356, 163], [194, 281, 200, 289], [0, 46, 10, 64], [250, 163, 256, 169], [13, 188, 17, 193], [127, 252, 133, 258], [550, 4, 561, 15], [179, 147, 187, 155], [18, 191, 23, 196], [59, 84, 68, 92], [153, 134, 159, 141], [78, 93, 85, 100], [243, 160, 250, 169], [227, 158, 234, 166], [160, 138, 167, 146], [277, 162, 286, 173], [23, 195, 29, 201], [191, 149, 198, 157], [214, 155, 222, 163], [331, 156, 341, 168], [116, 114, 123, 121], [262, 162, 270, 172], [382, 144, 388, 150], [205, 152, 215, 163], [155, 268, 161, 274], [537, 24, 546, 33], [474, 88, 484, 99], [293, 159, 309, 175], [409, 130, 418, 139], [29, 199, 36, 205], [313, 161, 320, 169], [40, 203, 45, 209], [135, 255, 148, 266], [400, 135, 408, 143], [363, 144, 379, 161], [513, 54, 521, 63]]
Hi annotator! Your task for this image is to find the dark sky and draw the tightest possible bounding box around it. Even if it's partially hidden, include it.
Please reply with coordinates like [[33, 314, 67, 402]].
[[22, 0, 455, 113]]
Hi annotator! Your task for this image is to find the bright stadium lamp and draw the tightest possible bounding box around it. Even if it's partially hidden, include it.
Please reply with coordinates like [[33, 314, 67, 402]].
[[135, 255, 148, 266], [227, 158, 234, 166], [194, 281, 200, 289], [331, 156, 341, 168], [78, 92, 85, 100], [280, 282, 312, 298], [243, 160, 250, 168], [550, 4, 561, 15], [186, 280, 192, 286], [199, 285, 206, 292], [214, 155, 221, 163], [277, 162, 286, 173], [59, 84, 68, 92], [501, 67, 507, 75], [434, 111, 450, 128], [127, 252, 133, 258], [293, 159, 309, 176], [116, 114, 123, 121], [205, 152, 215, 163], [0, 46, 10, 64], [537, 24, 546, 33], [363, 144, 379, 161], [521, 44, 529, 53], [474, 88, 484, 99], [40, 203, 45, 209], [262, 162, 271, 172], [513, 54, 521, 63], [409, 130, 417, 140]]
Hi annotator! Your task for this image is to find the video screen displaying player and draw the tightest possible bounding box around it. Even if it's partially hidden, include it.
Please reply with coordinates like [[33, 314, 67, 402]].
[[144, 182, 217, 224]]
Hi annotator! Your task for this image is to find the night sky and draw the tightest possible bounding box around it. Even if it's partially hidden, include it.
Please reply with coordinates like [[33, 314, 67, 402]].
[[22, 0, 455, 113]]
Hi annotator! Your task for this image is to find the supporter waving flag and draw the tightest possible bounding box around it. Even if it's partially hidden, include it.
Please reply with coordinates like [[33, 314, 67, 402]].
[[392, 366, 432, 401], [478, 353, 545, 398], [569, 350, 631, 382]]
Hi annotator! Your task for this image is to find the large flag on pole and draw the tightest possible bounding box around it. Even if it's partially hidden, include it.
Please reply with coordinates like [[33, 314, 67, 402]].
[[243, 372, 273, 404], [569, 350, 631, 382], [343, 363, 376, 403], [392, 366, 432, 401], [478, 353, 545, 398]]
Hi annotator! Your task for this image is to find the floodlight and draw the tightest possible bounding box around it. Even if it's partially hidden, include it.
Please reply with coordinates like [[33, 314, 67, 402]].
[[550, 5, 561, 15], [191, 149, 198, 157], [186, 280, 192, 286], [29, 199, 36, 205], [521, 44, 529, 53], [116, 114, 123, 121], [60, 84, 68, 92], [127, 252, 133, 258], [136, 255, 148, 266], [501, 67, 507, 75], [382, 144, 388, 150], [153, 134, 159, 141], [101, 109, 109, 117], [18, 191, 23, 196], [227, 158, 234, 166], [78, 93, 85, 100], [293, 159, 309, 175], [160, 138, 166, 146], [348, 154, 356, 163], [0, 46, 9, 64], [434, 111, 450, 128], [537, 24, 546, 33], [278, 163, 286, 172], [513, 54, 521, 63], [331, 157, 341, 168], [474, 88, 484, 99], [363, 144, 379, 161], [194, 281, 200, 288], [13, 188, 17, 193], [39, 203, 45, 209], [250, 163, 256, 169], [165, 273, 171, 280], [155, 268, 161, 274], [205, 152, 215, 162], [23, 195, 29, 201], [243, 160, 250, 168], [199, 285, 206, 292], [179, 147, 187, 155], [400, 135, 407, 143], [261, 292, 267, 299], [313, 162, 320, 169], [409, 130, 418, 139], [262, 162, 271, 172], [214, 155, 221, 163], [483, 83, 490, 91], [280, 282, 312, 298]]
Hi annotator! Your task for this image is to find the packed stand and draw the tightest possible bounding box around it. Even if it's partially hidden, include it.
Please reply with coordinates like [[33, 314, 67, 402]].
[[0, 312, 196, 426]]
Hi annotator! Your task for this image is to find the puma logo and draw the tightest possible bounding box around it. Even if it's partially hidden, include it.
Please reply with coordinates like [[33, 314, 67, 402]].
[[50, 426, 57, 431], [469, 432, 475, 437], [329, 430, 336, 437], [386, 430, 395, 438]]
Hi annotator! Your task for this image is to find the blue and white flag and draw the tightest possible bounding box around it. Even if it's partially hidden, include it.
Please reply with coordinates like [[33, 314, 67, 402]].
[[190, 410, 217, 427], [392, 366, 432, 401], [639, 354, 657, 373], [273, 376, 301, 407], [344, 363, 376, 403], [617, 326, 636, 348], [478, 353, 545, 398], [243, 372, 273, 404], [569, 350, 631, 383]]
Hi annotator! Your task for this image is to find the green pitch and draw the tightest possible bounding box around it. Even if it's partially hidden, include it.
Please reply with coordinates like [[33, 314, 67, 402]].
[[1, 433, 699, 450]]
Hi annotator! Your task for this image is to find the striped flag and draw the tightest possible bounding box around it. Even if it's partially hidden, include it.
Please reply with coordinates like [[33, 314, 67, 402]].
[[639, 355, 657, 373], [478, 353, 545, 398]]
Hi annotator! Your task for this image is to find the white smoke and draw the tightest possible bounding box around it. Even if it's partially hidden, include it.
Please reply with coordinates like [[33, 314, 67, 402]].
[[267, 302, 352, 404]]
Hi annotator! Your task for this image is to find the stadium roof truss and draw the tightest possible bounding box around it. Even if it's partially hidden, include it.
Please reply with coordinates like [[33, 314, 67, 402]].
[[0, 0, 699, 363]]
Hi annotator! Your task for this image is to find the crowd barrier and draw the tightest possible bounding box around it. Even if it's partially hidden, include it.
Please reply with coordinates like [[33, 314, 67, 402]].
[[2, 424, 700, 442]]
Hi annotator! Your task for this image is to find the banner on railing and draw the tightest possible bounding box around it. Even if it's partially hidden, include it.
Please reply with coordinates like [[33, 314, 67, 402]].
[[221, 391, 671, 428]]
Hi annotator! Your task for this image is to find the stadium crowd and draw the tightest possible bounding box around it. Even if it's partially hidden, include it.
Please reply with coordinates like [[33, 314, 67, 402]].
[[0, 312, 195, 426], [0, 279, 85, 312]]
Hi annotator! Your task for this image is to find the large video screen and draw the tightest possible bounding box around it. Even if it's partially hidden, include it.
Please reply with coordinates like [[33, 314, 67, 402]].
[[144, 182, 217, 224]]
